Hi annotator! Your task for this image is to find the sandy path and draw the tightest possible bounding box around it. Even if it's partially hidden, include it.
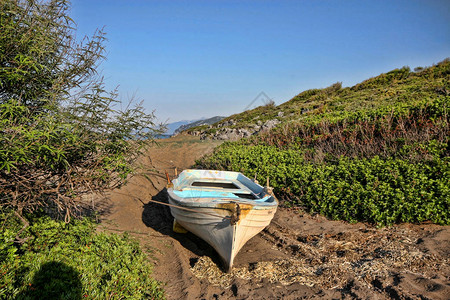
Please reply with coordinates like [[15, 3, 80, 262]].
[[97, 135, 450, 300]]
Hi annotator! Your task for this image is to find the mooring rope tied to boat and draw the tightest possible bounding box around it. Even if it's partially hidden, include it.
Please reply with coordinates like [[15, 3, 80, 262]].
[[145, 197, 245, 220]]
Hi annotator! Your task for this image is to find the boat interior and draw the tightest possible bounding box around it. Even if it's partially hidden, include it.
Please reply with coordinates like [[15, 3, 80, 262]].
[[174, 178, 271, 201], [171, 170, 276, 204]]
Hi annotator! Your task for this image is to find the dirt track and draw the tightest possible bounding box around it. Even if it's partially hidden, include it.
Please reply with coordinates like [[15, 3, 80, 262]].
[[97, 135, 449, 300]]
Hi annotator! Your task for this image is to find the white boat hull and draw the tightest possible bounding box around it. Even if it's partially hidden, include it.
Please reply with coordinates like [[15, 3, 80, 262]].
[[166, 169, 278, 271], [168, 200, 276, 271]]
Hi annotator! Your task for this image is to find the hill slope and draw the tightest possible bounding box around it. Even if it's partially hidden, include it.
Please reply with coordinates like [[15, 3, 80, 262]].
[[186, 59, 449, 140]]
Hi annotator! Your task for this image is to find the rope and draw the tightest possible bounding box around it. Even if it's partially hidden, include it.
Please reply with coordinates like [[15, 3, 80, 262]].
[[64, 207, 71, 223], [145, 198, 233, 220]]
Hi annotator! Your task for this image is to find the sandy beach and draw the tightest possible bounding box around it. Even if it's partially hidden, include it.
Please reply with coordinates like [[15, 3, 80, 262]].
[[97, 135, 449, 299]]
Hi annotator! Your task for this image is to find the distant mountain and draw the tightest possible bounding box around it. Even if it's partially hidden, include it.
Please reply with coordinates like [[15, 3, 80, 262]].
[[174, 116, 225, 134], [165, 120, 193, 135]]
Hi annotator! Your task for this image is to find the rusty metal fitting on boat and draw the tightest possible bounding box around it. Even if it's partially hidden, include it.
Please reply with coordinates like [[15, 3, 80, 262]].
[[165, 170, 174, 188], [230, 203, 241, 225]]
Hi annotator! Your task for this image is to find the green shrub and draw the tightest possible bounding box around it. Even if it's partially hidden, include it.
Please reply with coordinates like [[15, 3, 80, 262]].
[[0, 0, 162, 221], [197, 141, 449, 226], [0, 213, 165, 299]]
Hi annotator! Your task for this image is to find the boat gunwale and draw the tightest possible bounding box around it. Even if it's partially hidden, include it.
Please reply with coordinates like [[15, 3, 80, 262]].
[[167, 190, 277, 209]]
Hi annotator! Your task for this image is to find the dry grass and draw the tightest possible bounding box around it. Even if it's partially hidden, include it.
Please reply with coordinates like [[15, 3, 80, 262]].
[[191, 225, 448, 289]]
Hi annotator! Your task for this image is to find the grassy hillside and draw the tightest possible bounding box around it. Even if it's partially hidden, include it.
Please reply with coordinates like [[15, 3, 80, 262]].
[[196, 59, 449, 226], [188, 59, 449, 136]]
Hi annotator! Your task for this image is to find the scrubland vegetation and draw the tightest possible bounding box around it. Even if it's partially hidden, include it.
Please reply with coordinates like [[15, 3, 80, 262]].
[[197, 60, 449, 226], [0, 0, 163, 298], [1, 0, 448, 297]]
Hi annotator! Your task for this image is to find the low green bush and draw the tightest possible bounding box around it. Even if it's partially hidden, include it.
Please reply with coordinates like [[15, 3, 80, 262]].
[[197, 141, 449, 226], [0, 213, 164, 299]]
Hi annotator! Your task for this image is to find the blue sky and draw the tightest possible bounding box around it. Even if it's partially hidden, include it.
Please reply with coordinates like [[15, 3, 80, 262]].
[[71, 0, 450, 122]]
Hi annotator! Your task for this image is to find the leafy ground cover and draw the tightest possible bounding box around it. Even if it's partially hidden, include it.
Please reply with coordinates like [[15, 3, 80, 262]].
[[198, 141, 448, 226], [0, 212, 164, 299]]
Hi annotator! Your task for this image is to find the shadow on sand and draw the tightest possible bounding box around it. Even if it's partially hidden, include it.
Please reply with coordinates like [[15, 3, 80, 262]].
[[141, 188, 225, 270]]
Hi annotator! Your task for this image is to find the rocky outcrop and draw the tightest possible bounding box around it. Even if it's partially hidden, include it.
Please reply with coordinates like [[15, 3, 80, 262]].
[[197, 119, 281, 140], [174, 116, 225, 135]]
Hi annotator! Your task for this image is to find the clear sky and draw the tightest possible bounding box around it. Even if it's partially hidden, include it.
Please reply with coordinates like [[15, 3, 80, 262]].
[[70, 0, 450, 123]]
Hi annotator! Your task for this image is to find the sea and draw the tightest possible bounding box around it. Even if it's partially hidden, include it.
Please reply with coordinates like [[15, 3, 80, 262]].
[[155, 134, 172, 139]]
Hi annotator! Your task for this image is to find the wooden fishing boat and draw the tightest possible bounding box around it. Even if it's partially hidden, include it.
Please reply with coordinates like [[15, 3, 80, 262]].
[[167, 169, 278, 272]]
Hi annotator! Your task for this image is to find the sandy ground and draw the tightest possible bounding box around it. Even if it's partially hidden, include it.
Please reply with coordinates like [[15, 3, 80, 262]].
[[96, 135, 449, 300]]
